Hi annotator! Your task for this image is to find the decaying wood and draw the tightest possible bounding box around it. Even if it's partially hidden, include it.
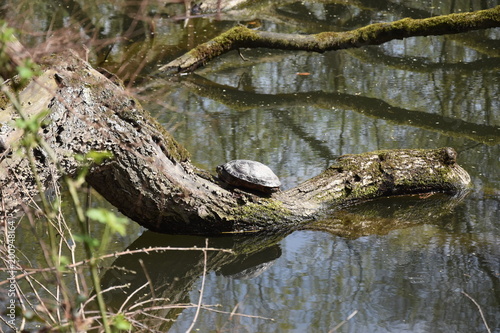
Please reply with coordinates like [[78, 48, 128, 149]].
[[0, 51, 471, 234], [160, 6, 500, 73]]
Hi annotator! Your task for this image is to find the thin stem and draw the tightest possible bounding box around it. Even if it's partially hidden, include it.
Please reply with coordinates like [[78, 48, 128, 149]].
[[9, 82, 109, 331], [461, 291, 491, 333], [19, 112, 74, 328], [329, 310, 358, 333], [65, 176, 112, 333], [138, 259, 157, 301], [185, 238, 209, 333], [0, 246, 233, 284]]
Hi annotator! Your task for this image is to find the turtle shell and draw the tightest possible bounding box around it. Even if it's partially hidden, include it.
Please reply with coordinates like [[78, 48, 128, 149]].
[[216, 160, 281, 193]]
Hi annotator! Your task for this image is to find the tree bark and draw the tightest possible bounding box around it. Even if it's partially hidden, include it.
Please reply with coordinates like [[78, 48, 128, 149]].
[[0, 51, 471, 234], [159, 6, 500, 73]]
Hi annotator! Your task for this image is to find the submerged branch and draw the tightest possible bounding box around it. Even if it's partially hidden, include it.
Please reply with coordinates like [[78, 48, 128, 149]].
[[160, 6, 500, 73]]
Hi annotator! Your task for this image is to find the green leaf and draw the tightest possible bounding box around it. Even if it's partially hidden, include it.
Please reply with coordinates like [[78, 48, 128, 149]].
[[111, 313, 132, 330], [86, 208, 128, 236], [85, 150, 114, 164], [14, 110, 49, 132], [15, 118, 28, 130], [16, 59, 41, 81], [73, 233, 100, 248], [17, 65, 35, 80], [74, 154, 85, 162], [75, 293, 87, 306], [58, 255, 70, 266], [0, 22, 16, 42]]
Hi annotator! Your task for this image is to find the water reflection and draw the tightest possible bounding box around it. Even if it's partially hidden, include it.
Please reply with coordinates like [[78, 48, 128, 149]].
[[100, 231, 286, 331], [2, 0, 499, 331], [304, 192, 471, 238], [98, 191, 493, 331], [178, 74, 500, 145], [100, 224, 499, 332]]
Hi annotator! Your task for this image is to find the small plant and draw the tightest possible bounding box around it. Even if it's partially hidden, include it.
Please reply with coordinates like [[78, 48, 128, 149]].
[[0, 21, 130, 332]]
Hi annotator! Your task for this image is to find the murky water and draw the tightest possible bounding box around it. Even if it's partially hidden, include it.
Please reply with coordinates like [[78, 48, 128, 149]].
[[2, 0, 500, 332]]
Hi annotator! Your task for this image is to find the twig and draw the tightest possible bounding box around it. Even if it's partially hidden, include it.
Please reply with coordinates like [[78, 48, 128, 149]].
[[0, 246, 233, 286], [119, 282, 150, 314], [229, 302, 239, 321], [200, 305, 274, 321], [461, 291, 491, 333], [18, 271, 58, 324], [329, 310, 358, 333], [0, 313, 18, 332], [126, 297, 173, 311], [131, 303, 210, 312], [0, 187, 6, 224], [139, 258, 156, 301], [82, 283, 131, 310], [131, 309, 176, 323], [185, 239, 209, 333]]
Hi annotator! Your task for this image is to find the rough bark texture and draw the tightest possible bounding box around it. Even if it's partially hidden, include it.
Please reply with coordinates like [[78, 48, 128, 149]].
[[0, 52, 471, 234], [160, 6, 500, 73]]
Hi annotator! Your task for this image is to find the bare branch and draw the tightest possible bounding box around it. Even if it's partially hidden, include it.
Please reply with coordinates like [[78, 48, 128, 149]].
[[461, 291, 492, 333], [185, 239, 209, 333]]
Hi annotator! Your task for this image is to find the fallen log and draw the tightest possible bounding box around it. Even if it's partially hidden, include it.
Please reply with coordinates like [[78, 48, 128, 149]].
[[0, 51, 471, 234]]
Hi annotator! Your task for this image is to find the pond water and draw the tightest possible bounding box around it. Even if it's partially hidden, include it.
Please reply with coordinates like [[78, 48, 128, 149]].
[[2, 0, 500, 332]]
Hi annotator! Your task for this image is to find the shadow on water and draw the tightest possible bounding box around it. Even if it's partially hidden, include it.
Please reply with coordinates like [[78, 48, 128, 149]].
[[99, 190, 472, 330], [100, 230, 286, 331]]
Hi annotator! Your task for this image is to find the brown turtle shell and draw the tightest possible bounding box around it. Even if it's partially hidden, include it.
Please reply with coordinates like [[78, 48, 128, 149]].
[[216, 160, 281, 194]]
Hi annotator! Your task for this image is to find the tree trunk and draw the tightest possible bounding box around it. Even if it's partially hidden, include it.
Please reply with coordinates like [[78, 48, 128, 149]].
[[159, 6, 500, 73], [0, 51, 471, 234]]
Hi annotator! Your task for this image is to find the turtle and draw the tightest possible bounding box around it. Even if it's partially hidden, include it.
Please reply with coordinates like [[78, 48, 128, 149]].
[[216, 160, 281, 194]]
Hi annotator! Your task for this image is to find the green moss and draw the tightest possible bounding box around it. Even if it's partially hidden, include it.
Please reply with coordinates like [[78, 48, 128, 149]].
[[238, 199, 291, 222], [315, 6, 500, 50], [314, 31, 338, 43], [350, 184, 380, 198], [315, 148, 468, 204], [154, 123, 191, 162], [190, 26, 258, 62]]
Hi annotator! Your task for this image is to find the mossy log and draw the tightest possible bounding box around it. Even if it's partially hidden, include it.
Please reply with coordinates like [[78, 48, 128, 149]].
[[160, 6, 500, 73], [0, 51, 471, 234]]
